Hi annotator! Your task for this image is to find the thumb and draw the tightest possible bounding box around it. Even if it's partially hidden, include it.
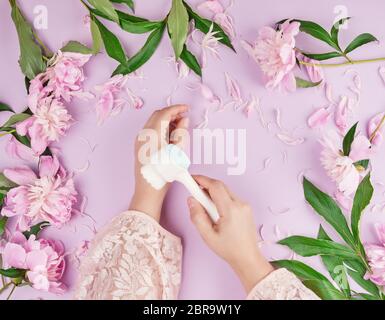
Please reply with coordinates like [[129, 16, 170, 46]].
[[188, 197, 215, 243]]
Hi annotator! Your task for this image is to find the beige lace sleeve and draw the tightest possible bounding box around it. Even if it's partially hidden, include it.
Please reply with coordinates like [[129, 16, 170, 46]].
[[74, 210, 182, 300], [247, 269, 320, 300]]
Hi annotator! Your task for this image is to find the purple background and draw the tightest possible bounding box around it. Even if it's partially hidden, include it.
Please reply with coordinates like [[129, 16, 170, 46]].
[[1, 0, 385, 300]]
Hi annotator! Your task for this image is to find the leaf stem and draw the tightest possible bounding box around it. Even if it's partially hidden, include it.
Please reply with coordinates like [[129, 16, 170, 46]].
[[369, 114, 385, 143], [0, 282, 11, 295], [299, 56, 385, 68], [32, 30, 52, 57], [6, 284, 16, 300], [0, 129, 16, 138]]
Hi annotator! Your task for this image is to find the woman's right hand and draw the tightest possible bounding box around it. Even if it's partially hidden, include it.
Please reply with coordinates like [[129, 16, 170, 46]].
[[187, 175, 274, 293]]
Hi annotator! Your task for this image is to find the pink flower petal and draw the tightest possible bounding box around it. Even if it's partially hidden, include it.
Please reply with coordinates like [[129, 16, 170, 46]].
[[374, 223, 385, 245], [224, 72, 242, 102], [334, 96, 349, 134], [276, 133, 305, 146], [368, 112, 385, 146], [197, 0, 224, 15], [39, 156, 60, 178], [307, 107, 331, 129], [3, 166, 37, 185], [5, 136, 37, 162], [350, 135, 373, 162]]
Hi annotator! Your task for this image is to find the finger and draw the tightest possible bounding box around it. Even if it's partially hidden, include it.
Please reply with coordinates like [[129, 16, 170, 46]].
[[188, 197, 216, 243], [156, 104, 189, 122], [170, 117, 189, 147], [192, 175, 233, 213], [193, 174, 240, 202]]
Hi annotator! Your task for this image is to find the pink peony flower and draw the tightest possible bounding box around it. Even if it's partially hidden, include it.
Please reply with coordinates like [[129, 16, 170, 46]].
[[16, 98, 72, 155], [2, 232, 66, 293], [1, 156, 77, 230], [28, 51, 92, 110], [95, 75, 143, 125], [241, 20, 300, 92], [364, 223, 385, 286], [320, 131, 372, 196], [46, 51, 93, 102]]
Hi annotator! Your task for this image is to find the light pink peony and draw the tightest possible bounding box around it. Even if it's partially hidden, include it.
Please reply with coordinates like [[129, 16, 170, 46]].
[[1, 156, 77, 230], [320, 131, 372, 196], [2, 232, 66, 293], [241, 20, 300, 92], [95, 75, 143, 125], [28, 51, 92, 110], [16, 98, 72, 155], [365, 223, 385, 286]]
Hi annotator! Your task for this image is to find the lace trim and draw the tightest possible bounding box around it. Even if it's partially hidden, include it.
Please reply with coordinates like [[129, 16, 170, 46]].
[[247, 268, 320, 300], [74, 210, 182, 300]]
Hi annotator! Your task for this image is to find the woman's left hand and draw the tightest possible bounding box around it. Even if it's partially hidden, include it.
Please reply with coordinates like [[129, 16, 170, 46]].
[[129, 105, 189, 221]]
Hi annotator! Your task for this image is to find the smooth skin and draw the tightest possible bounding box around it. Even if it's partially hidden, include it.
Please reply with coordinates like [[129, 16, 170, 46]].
[[129, 105, 274, 294]]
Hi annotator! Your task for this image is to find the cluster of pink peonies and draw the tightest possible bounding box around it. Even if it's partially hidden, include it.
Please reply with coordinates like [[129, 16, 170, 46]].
[[1, 232, 66, 293], [1, 155, 77, 231], [13, 51, 92, 156], [365, 224, 385, 287], [241, 21, 324, 92]]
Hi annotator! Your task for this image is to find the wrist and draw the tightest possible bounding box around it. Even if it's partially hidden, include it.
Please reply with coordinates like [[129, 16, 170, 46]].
[[230, 249, 274, 294], [129, 183, 168, 222]]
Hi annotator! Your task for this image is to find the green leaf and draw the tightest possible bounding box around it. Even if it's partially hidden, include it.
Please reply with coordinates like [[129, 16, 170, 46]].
[[296, 20, 340, 51], [295, 77, 322, 88], [351, 174, 373, 242], [345, 260, 380, 298], [354, 159, 369, 170], [0, 173, 18, 189], [120, 19, 163, 34], [302, 51, 342, 61], [23, 221, 50, 239], [91, 8, 159, 34], [167, 0, 189, 58], [273, 260, 346, 300], [112, 0, 135, 13], [303, 177, 355, 247], [330, 17, 350, 49], [278, 236, 358, 259], [318, 226, 351, 296], [112, 23, 166, 75], [342, 122, 358, 156], [61, 41, 93, 54], [12, 131, 31, 148], [2, 113, 30, 128], [92, 16, 127, 64], [87, 0, 119, 23], [344, 33, 378, 54], [9, 0, 46, 80], [184, 1, 234, 51], [110, 0, 134, 11], [0, 268, 26, 279], [0, 103, 14, 113], [180, 45, 202, 77], [0, 217, 8, 237], [90, 19, 103, 54]]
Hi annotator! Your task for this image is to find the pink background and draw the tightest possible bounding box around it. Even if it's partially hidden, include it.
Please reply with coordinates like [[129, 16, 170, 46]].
[[1, 0, 385, 300]]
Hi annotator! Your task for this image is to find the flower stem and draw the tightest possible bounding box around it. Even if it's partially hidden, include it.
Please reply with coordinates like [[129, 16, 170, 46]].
[[369, 114, 385, 143], [0, 129, 16, 138], [299, 57, 385, 68], [6, 284, 16, 300], [0, 282, 11, 295]]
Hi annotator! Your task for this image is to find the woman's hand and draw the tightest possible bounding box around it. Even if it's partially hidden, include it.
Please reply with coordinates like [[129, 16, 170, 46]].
[[129, 105, 189, 221], [187, 175, 274, 293]]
